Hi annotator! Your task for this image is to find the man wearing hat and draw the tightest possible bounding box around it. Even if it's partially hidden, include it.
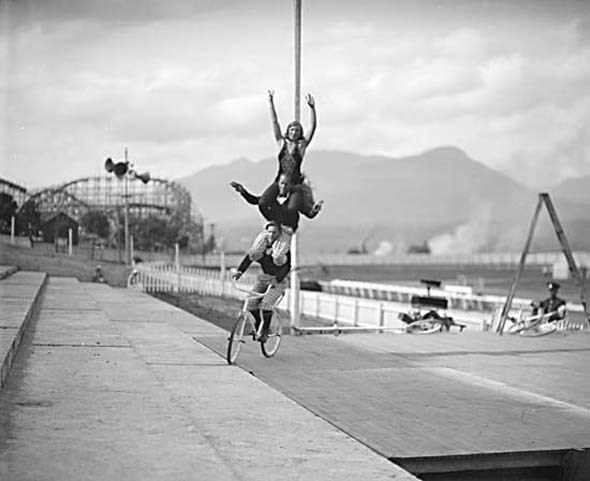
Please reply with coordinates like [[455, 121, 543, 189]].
[[531, 281, 566, 322]]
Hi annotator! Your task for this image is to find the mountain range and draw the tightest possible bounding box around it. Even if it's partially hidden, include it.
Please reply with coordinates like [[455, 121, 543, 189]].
[[178, 147, 590, 254]]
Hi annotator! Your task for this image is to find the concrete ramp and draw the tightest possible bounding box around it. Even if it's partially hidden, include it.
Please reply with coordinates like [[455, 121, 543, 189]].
[[0, 279, 418, 481]]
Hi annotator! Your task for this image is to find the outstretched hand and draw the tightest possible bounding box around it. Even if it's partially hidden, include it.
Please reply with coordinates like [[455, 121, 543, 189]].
[[312, 200, 324, 215], [306, 93, 315, 108], [230, 181, 245, 194], [231, 268, 242, 281], [268, 89, 275, 102]]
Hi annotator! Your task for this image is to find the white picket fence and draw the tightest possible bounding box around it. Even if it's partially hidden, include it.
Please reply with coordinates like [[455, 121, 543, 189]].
[[177, 251, 590, 269], [130, 262, 590, 334], [129, 263, 512, 331]]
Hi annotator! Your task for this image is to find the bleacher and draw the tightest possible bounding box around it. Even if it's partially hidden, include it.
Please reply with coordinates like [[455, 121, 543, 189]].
[[0, 266, 47, 388]]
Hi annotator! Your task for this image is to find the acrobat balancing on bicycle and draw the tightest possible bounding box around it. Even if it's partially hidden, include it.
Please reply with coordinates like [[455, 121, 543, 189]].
[[232, 221, 290, 342], [230, 90, 323, 267], [230, 90, 323, 338]]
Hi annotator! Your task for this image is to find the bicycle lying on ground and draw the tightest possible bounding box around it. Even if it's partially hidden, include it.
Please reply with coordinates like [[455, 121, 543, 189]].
[[226, 279, 284, 365], [504, 310, 561, 337], [399, 310, 467, 334], [398, 279, 467, 334]]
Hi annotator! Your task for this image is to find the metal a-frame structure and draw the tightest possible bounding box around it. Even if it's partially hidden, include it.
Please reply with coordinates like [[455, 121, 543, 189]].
[[496, 193, 590, 334]]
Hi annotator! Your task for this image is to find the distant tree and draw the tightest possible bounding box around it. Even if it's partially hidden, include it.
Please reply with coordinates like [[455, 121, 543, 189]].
[[133, 215, 181, 251], [0, 193, 18, 231], [16, 199, 41, 235], [80, 210, 110, 239], [407, 242, 431, 254]]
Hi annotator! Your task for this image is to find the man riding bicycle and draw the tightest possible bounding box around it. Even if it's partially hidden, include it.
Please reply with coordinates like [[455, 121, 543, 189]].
[[232, 220, 291, 341]]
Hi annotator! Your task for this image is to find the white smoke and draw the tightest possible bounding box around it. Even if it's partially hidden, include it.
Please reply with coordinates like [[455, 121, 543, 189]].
[[428, 205, 493, 255], [374, 239, 408, 256]]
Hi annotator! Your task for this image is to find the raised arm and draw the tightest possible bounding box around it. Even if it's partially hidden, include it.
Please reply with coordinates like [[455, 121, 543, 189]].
[[268, 90, 283, 144], [230, 181, 260, 205], [305, 93, 317, 145]]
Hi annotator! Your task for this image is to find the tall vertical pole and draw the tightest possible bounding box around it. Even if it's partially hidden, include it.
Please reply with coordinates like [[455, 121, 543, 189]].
[[290, 0, 302, 333], [124, 147, 130, 266], [294, 0, 302, 123]]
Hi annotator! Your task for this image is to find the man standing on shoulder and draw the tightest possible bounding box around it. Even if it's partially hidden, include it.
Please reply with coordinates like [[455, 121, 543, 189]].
[[232, 221, 291, 340]]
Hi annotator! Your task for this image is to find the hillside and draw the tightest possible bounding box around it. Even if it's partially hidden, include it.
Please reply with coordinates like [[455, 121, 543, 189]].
[[552, 175, 590, 205], [179, 147, 590, 254]]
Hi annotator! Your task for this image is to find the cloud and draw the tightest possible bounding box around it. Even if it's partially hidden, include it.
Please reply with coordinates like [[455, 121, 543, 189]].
[[434, 27, 486, 59], [2, 1, 590, 189], [1, 0, 249, 28]]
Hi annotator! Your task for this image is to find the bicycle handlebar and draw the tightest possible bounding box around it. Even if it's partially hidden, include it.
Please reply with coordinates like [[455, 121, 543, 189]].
[[231, 277, 273, 299]]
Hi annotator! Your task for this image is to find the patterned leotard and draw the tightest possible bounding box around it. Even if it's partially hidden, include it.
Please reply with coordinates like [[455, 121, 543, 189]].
[[275, 141, 304, 184]]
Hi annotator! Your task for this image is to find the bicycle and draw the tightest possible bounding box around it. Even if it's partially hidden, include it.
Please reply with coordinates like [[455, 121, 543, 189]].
[[399, 310, 467, 334], [226, 279, 284, 365], [398, 283, 467, 334], [505, 310, 560, 337]]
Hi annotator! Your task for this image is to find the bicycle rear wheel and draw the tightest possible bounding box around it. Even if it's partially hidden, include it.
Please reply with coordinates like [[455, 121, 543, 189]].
[[260, 311, 283, 358], [520, 321, 558, 337], [406, 319, 443, 334], [227, 313, 250, 365]]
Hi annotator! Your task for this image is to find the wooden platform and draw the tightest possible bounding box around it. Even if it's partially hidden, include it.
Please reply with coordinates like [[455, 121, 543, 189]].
[[199, 329, 590, 479]]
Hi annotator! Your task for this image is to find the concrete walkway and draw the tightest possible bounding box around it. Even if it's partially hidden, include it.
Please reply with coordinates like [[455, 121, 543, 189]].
[[0, 277, 417, 481]]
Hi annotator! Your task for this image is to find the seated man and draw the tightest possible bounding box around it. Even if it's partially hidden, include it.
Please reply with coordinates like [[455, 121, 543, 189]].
[[531, 281, 566, 322], [232, 220, 291, 340], [92, 265, 106, 283]]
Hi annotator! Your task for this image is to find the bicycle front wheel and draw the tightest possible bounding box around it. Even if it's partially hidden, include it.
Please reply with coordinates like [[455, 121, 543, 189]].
[[406, 319, 443, 334], [520, 321, 558, 337], [260, 311, 283, 358], [227, 313, 250, 365]]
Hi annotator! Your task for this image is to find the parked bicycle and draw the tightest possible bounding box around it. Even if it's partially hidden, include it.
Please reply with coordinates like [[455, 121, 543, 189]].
[[226, 279, 284, 365], [505, 311, 560, 337]]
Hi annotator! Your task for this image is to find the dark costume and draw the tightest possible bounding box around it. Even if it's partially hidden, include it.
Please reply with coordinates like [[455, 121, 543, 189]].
[[532, 282, 566, 322], [236, 244, 291, 339], [532, 296, 566, 322], [258, 141, 318, 222]]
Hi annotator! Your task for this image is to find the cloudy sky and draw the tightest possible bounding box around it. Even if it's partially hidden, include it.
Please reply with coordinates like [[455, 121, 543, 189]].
[[1, 0, 589, 189]]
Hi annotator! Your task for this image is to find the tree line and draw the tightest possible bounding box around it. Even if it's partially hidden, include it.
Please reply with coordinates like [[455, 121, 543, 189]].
[[0, 192, 213, 253]]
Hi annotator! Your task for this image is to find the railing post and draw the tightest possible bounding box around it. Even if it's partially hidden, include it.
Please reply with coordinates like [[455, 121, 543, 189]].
[[175, 243, 180, 293], [377, 302, 384, 329], [315, 293, 321, 320], [10, 216, 15, 245]]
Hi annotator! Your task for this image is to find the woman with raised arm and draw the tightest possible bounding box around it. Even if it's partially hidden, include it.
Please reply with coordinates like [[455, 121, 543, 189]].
[[260, 89, 322, 219], [230, 90, 323, 265]]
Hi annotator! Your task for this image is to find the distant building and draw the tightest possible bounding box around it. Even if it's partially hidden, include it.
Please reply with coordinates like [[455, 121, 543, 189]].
[[39, 212, 79, 245]]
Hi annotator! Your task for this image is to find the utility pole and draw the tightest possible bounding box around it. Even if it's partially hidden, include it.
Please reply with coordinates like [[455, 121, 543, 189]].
[[289, 0, 302, 333], [124, 147, 130, 266]]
